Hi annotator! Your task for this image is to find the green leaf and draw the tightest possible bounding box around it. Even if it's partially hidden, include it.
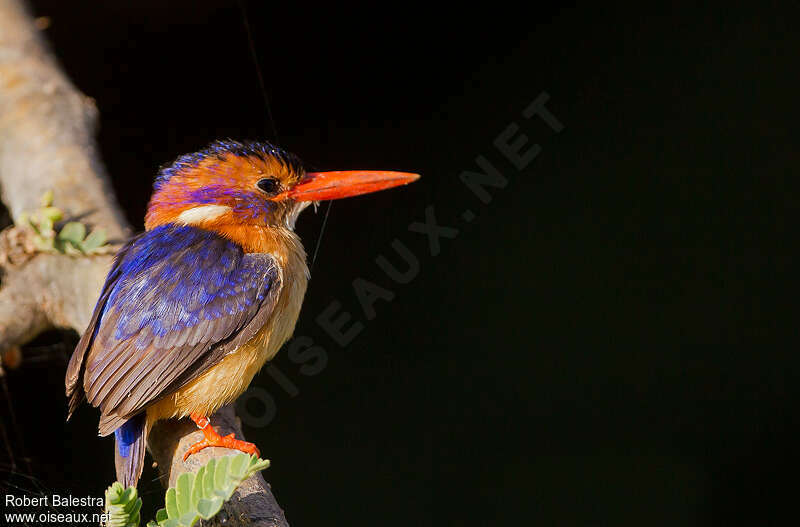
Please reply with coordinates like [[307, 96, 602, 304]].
[[81, 227, 107, 251], [38, 216, 54, 235], [121, 486, 137, 504], [179, 511, 198, 527], [26, 214, 40, 233], [165, 487, 178, 520], [52, 238, 67, 253], [203, 458, 216, 498], [19, 192, 108, 258], [228, 452, 248, 479], [194, 499, 212, 520], [249, 454, 270, 473], [191, 465, 205, 505], [58, 221, 86, 246], [40, 190, 53, 208], [213, 456, 230, 494], [109, 453, 270, 527], [175, 472, 193, 517], [33, 235, 54, 252], [104, 481, 141, 527], [40, 206, 62, 222]]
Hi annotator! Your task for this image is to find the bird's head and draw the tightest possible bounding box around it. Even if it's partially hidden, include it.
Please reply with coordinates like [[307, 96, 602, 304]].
[[144, 140, 419, 235]]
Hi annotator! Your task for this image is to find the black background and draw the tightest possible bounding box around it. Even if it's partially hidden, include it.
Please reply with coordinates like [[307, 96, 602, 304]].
[[1, 2, 796, 526]]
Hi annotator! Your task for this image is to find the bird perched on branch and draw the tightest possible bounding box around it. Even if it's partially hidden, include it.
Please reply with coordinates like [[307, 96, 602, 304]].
[[65, 140, 419, 487]]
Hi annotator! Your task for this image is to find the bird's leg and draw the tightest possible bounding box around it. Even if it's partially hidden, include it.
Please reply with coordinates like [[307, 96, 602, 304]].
[[183, 412, 260, 461]]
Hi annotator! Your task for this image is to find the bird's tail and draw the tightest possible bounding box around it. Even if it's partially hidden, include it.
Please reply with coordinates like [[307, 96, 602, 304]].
[[114, 414, 148, 488]]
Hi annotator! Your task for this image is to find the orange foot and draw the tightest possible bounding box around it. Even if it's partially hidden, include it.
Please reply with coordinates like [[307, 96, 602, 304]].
[[183, 412, 261, 461]]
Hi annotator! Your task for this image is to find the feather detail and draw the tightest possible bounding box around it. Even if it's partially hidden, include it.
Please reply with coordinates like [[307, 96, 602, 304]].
[[114, 414, 148, 487], [144, 141, 305, 232], [68, 224, 295, 436], [176, 204, 232, 225]]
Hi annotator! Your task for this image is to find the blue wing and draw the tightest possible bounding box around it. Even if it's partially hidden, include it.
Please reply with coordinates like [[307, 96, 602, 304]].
[[65, 224, 281, 435]]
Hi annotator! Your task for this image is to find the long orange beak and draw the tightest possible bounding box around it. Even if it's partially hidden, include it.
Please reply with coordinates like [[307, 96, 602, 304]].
[[287, 171, 420, 202]]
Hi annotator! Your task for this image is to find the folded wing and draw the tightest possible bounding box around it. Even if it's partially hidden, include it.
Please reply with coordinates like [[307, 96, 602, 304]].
[[65, 224, 281, 435]]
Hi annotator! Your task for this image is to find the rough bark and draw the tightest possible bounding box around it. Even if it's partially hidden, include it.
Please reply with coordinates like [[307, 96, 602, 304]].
[[0, 1, 288, 525]]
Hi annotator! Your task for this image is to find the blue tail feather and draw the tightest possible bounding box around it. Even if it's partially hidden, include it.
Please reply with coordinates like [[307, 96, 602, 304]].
[[114, 414, 147, 487], [114, 414, 144, 458]]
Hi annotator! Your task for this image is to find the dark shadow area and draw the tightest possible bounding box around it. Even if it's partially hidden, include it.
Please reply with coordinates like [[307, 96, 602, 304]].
[[0, 202, 10, 231]]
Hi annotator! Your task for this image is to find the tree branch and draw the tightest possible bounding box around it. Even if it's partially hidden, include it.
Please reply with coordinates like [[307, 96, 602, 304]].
[[0, 1, 288, 524], [149, 406, 289, 527]]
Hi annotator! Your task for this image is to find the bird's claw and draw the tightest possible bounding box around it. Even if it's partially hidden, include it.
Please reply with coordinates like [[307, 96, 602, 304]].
[[183, 431, 260, 461]]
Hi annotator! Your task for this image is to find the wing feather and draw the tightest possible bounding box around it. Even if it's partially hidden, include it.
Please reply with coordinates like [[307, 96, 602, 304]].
[[66, 224, 282, 435]]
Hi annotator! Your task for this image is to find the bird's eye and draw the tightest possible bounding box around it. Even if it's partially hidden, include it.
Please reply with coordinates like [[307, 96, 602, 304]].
[[256, 178, 280, 195]]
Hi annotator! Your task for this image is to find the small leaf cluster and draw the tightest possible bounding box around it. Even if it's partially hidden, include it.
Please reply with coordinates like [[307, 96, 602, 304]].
[[105, 482, 142, 527], [104, 453, 270, 527], [19, 190, 108, 254]]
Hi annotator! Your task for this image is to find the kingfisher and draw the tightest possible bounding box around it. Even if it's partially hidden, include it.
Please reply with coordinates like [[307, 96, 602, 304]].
[[65, 140, 419, 487]]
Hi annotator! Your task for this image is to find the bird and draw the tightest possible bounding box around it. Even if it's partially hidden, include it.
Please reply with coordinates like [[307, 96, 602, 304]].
[[65, 139, 419, 487]]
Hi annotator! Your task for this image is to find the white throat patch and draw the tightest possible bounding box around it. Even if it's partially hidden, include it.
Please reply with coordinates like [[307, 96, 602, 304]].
[[284, 201, 314, 230]]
